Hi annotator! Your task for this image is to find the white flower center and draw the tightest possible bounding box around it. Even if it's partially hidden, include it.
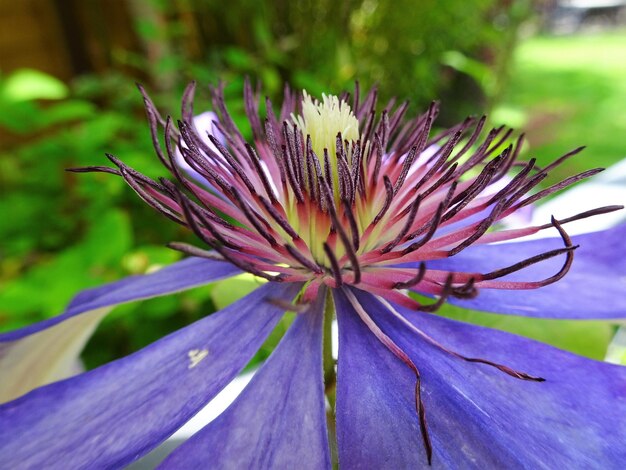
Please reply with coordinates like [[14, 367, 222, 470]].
[[292, 91, 359, 161]]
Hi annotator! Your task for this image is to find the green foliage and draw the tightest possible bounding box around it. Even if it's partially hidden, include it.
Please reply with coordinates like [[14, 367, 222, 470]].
[[209, 274, 266, 311], [492, 31, 626, 185], [0, 69, 200, 367], [186, 0, 528, 121], [0, 210, 132, 327], [1, 69, 68, 101], [0, 69, 94, 133]]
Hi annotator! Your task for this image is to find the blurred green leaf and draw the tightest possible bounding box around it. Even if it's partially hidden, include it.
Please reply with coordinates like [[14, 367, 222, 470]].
[[441, 50, 494, 94], [1, 69, 68, 102], [0, 210, 132, 328], [210, 273, 266, 310], [224, 47, 255, 70], [39, 100, 97, 126]]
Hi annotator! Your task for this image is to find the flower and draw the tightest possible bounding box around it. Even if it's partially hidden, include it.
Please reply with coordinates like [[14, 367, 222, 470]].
[[1, 81, 626, 468]]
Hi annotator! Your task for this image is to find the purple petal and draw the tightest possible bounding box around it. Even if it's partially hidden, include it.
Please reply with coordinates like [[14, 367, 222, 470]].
[[0, 282, 299, 469], [175, 111, 225, 187], [334, 290, 430, 467], [0, 257, 239, 402], [2, 256, 240, 342], [427, 223, 626, 318], [335, 288, 626, 468], [160, 290, 330, 469]]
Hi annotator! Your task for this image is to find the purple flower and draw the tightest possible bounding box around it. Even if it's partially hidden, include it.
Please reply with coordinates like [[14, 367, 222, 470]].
[[1, 81, 626, 468]]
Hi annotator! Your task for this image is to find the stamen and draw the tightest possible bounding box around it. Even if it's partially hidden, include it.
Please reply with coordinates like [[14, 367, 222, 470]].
[[209, 83, 248, 155], [321, 178, 362, 283], [203, 131, 258, 195], [257, 196, 301, 240], [485, 157, 536, 206], [378, 110, 390, 153], [455, 125, 503, 174], [66, 166, 119, 175], [323, 243, 343, 287], [305, 135, 318, 200], [181, 81, 196, 123], [412, 129, 462, 194], [393, 145, 418, 195], [447, 198, 508, 256], [158, 177, 233, 229], [343, 289, 432, 465], [177, 194, 237, 250], [512, 168, 604, 211], [370, 133, 384, 185], [393, 262, 427, 289], [359, 91, 378, 142], [381, 195, 422, 254], [403, 202, 446, 254], [353, 81, 361, 115], [540, 145, 585, 175], [446, 116, 486, 167], [372, 176, 394, 225], [409, 162, 458, 206], [419, 274, 453, 313], [266, 297, 311, 313], [342, 199, 361, 251], [105, 154, 162, 189], [178, 142, 233, 195], [351, 140, 366, 198], [537, 205, 624, 228], [138, 87, 173, 170], [493, 133, 524, 181], [244, 77, 263, 140], [477, 216, 577, 290], [229, 185, 279, 247], [264, 117, 287, 187], [406, 180, 456, 241], [118, 168, 183, 225], [396, 101, 437, 157], [136, 83, 168, 128], [93, 84, 622, 344], [337, 152, 354, 203], [282, 138, 305, 203], [376, 295, 546, 382], [450, 277, 477, 299], [323, 150, 334, 205], [442, 152, 507, 223], [167, 242, 226, 261], [285, 244, 323, 274], [293, 123, 306, 187], [177, 194, 280, 281], [388, 101, 409, 139]]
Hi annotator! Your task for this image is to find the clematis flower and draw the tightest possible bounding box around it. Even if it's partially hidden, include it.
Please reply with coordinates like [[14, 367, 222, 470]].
[[1, 81, 626, 468]]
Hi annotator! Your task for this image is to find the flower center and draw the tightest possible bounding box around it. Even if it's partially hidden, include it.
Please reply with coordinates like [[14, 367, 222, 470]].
[[291, 91, 360, 200], [103, 82, 612, 307]]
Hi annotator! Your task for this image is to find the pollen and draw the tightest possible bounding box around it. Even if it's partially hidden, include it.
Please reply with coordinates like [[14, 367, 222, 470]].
[[187, 348, 209, 369], [292, 91, 359, 163]]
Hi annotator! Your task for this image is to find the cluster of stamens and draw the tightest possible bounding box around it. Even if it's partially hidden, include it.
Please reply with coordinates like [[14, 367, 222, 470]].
[[73, 80, 620, 310]]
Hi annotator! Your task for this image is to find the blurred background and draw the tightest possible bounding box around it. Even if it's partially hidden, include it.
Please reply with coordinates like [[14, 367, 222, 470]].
[[1, 0, 625, 368]]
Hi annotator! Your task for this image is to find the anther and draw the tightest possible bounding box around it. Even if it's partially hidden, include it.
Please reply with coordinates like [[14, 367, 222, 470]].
[[393, 263, 427, 289]]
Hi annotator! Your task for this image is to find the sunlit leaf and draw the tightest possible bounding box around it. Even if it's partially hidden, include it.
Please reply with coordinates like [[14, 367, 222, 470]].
[[1, 69, 68, 102], [210, 273, 265, 310]]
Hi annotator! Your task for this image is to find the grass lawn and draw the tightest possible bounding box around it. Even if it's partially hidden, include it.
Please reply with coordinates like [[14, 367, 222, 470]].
[[494, 30, 626, 183]]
